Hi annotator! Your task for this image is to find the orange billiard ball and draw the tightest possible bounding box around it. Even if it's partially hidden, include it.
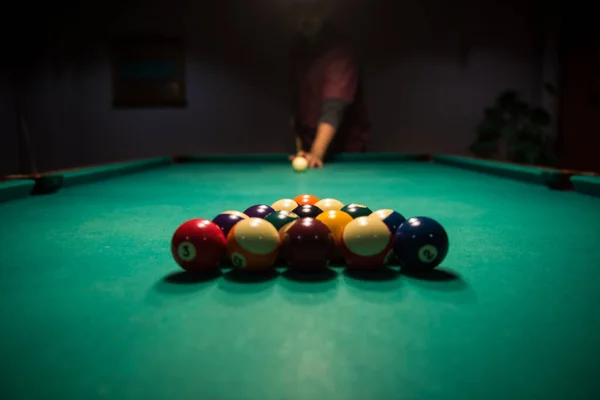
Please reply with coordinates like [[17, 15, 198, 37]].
[[226, 218, 280, 270], [294, 193, 319, 206]]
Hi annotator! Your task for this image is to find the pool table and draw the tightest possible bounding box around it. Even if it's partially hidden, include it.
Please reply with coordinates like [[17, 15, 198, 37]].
[[1, 154, 600, 400]]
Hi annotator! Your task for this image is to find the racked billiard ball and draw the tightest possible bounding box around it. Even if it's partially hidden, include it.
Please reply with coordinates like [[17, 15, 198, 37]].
[[293, 204, 323, 219], [264, 210, 300, 231], [226, 217, 280, 270], [171, 218, 227, 271], [314, 198, 344, 211], [341, 203, 372, 219], [340, 216, 393, 268], [212, 210, 248, 237], [294, 193, 320, 206], [280, 218, 335, 270], [270, 198, 299, 213], [244, 204, 275, 219], [368, 209, 406, 234], [393, 216, 449, 270], [315, 209, 353, 251]]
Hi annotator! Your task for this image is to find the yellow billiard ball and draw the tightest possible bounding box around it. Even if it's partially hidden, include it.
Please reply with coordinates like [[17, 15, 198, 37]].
[[292, 156, 308, 172]]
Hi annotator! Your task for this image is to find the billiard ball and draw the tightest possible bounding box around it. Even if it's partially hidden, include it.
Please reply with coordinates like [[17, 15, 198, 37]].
[[368, 209, 406, 234], [280, 218, 335, 270], [171, 218, 227, 271], [292, 156, 308, 172], [270, 198, 299, 213], [264, 210, 300, 231], [212, 210, 249, 237], [341, 203, 373, 218], [226, 218, 280, 270], [292, 204, 323, 219], [393, 216, 449, 270], [340, 216, 393, 268], [294, 193, 319, 206], [315, 209, 353, 252], [314, 198, 344, 211], [244, 204, 275, 219]]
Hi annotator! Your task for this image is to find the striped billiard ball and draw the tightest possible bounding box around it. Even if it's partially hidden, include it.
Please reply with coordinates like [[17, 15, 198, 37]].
[[226, 218, 280, 270], [340, 216, 393, 268]]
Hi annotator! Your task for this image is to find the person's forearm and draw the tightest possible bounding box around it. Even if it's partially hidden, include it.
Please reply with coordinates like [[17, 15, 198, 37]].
[[310, 122, 336, 159]]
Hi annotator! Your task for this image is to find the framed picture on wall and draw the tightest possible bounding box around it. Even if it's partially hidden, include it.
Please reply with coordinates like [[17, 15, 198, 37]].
[[110, 36, 186, 107]]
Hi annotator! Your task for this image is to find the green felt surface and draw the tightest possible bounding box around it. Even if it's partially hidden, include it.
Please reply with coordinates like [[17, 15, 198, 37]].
[[433, 154, 564, 186], [57, 157, 173, 188], [571, 175, 600, 198], [0, 179, 35, 203], [1, 160, 600, 400]]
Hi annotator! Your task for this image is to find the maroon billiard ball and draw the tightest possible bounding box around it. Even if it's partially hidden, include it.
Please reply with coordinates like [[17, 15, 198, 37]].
[[171, 218, 227, 271], [280, 218, 335, 270]]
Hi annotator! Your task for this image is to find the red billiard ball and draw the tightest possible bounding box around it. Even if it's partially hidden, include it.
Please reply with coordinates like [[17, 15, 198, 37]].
[[280, 218, 335, 270], [226, 218, 280, 270], [171, 218, 227, 271], [340, 216, 393, 268]]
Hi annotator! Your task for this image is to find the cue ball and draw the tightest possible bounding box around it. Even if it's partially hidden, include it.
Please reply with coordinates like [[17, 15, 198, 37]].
[[227, 217, 280, 270], [393, 216, 449, 270], [292, 156, 308, 172], [280, 218, 335, 270], [171, 218, 227, 271], [340, 216, 393, 268]]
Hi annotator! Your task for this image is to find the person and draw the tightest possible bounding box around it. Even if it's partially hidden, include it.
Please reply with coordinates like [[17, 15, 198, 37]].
[[288, 2, 370, 168]]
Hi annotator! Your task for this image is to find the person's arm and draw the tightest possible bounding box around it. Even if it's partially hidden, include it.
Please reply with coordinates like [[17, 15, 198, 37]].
[[307, 50, 359, 166]]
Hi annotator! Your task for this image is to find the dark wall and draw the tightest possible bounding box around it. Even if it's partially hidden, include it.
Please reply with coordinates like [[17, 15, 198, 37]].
[[2, 0, 559, 173], [0, 68, 17, 176]]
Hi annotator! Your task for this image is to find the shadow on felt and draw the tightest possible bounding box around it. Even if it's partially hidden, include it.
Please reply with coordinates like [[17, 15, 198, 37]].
[[223, 268, 280, 283], [400, 266, 476, 303], [150, 269, 222, 300], [282, 267, 338, 283]]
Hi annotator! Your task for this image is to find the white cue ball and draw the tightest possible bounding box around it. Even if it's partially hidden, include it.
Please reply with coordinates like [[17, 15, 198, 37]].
[[292, 156, 308, 172]]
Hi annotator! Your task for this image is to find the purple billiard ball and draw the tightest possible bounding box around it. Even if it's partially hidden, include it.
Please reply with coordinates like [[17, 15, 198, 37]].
[[244, 204, 275, 219], [212, 211, 248, 237]]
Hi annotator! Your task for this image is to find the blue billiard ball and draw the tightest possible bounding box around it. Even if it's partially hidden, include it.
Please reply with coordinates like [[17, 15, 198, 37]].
[[393, 216, 449, 270], [369, 209, 406, 234]]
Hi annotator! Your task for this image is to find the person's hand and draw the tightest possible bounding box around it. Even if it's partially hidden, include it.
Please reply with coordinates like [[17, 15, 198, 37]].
[[288, 151, 324, 168]]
